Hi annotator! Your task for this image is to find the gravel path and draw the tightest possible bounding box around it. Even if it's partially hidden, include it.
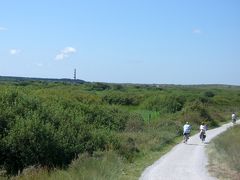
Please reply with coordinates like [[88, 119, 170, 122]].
[[139, 121, 239, 180]]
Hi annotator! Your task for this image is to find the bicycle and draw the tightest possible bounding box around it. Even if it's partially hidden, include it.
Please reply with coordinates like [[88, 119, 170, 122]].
[[232, 118, 236, 124], [183, 133, 190, 143], [232, 112, 237, 125], [199, 130, 206, 142]]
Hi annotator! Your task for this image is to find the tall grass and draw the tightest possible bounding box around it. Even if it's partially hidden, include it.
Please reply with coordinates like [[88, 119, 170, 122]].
[[207, 125, 240, 180], [133, 110, 160, 122], [14, 151, 124, 180]]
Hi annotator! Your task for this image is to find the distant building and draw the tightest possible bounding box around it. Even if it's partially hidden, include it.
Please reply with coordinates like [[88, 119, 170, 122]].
[[74, 69, 76, 80]]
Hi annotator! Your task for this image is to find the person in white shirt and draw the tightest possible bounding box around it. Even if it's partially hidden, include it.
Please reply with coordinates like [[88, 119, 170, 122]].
[[183, 122, 191, 143], [232, 112, 237, 124], [199, 122, 207, 142]]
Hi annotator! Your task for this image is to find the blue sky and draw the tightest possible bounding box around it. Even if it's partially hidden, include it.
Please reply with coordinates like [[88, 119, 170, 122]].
[[0, 0, 240, 85]]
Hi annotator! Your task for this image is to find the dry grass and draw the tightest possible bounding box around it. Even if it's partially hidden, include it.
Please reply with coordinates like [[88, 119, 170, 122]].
[[207, 125, 240, 180]]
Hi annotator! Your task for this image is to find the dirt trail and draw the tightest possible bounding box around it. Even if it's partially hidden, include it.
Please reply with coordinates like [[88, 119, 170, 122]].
[[139, 121, 239, 180]]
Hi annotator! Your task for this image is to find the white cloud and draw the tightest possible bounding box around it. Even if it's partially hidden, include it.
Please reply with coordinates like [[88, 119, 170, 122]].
[[192, 28, 201, 34], [55, 47, 77, 60], [0, 27, 7, 31], [9, 49, 21, 55]]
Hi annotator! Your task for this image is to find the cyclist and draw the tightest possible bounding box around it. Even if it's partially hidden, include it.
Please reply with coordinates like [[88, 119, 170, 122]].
[[183, 122, 191, 143], [232, 112, 237, 124], [199, 122, 207, 142]]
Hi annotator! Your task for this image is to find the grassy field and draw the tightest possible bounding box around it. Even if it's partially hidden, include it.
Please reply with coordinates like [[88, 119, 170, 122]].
[[207, 125, 240, 180]]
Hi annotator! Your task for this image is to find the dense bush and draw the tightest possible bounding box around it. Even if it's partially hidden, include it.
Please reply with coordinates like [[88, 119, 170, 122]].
[[203, 91, 215, 98], [181, 99, 218, 127], [111, 84, 125, 91], [118, 137, 139, 162], [124, 113, 144, 132], [0, 90, 125, 174], [81, 105, 129, 131], [102, 92, 142, 105], [143, 94, 185, 113], [88, 83, 111, 91], [1, 115, 59, 174]]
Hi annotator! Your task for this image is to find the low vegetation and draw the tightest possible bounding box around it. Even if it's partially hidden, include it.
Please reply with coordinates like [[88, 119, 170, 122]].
[[207, 125, 240, 180], [0, 80, 239, 179]]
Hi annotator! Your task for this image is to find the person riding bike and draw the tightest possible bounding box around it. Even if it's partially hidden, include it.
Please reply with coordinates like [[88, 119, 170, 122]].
[[183, 122, 191, 143], [199, 123, 207, 142], [232, 112, 237, 124]]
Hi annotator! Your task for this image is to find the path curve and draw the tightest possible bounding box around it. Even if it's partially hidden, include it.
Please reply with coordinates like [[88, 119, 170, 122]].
[[139, 121, 239, 180]]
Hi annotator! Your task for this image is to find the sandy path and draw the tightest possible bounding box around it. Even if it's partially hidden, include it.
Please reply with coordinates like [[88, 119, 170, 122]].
[[139, 121, 239, 180]]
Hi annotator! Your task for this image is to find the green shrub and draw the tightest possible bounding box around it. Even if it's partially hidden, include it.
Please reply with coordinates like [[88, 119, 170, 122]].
[[102, 92, 141, 105], [88, 83, 111, 91], [213, 95, 231, 105], [181, 100, 217, 127], [203, 91, 215, 98], [118, 137, 139, 162], [1, 114, 59, 174], [112, 84, 125, 91], [143, 95, 185, 113], [124, 113, 144, 132], [82, 105, 129, 131]]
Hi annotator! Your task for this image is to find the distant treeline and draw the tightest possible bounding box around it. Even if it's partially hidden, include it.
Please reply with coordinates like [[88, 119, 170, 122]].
[[0, 75, 85, 84]]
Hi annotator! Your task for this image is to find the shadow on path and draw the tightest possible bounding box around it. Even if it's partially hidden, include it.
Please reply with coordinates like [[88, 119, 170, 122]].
[[185, 143, 205, 146]]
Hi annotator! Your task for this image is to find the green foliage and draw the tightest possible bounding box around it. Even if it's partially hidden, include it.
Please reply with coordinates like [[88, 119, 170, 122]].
[[181, 99, 217, 127], [111, 84, 125, 91], [0, 90, 41, 137], [124, 113, 144, 132], [0, 82, 239, 178], [0, 89, 124, 174], [143, 94, 185, 113], [102, 92, 141, 105], [118, 137, 140, 162], [203, 91, 215, 98], [1, 114, 59, 174], [81, 105, 129, 131], [88, 83, 111, 91]]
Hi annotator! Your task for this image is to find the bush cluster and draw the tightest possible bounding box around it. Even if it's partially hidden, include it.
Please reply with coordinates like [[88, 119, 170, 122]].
[[143, 94, 185, 113], [102, 92, 142, 105], [0, 90, 130, 174]]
